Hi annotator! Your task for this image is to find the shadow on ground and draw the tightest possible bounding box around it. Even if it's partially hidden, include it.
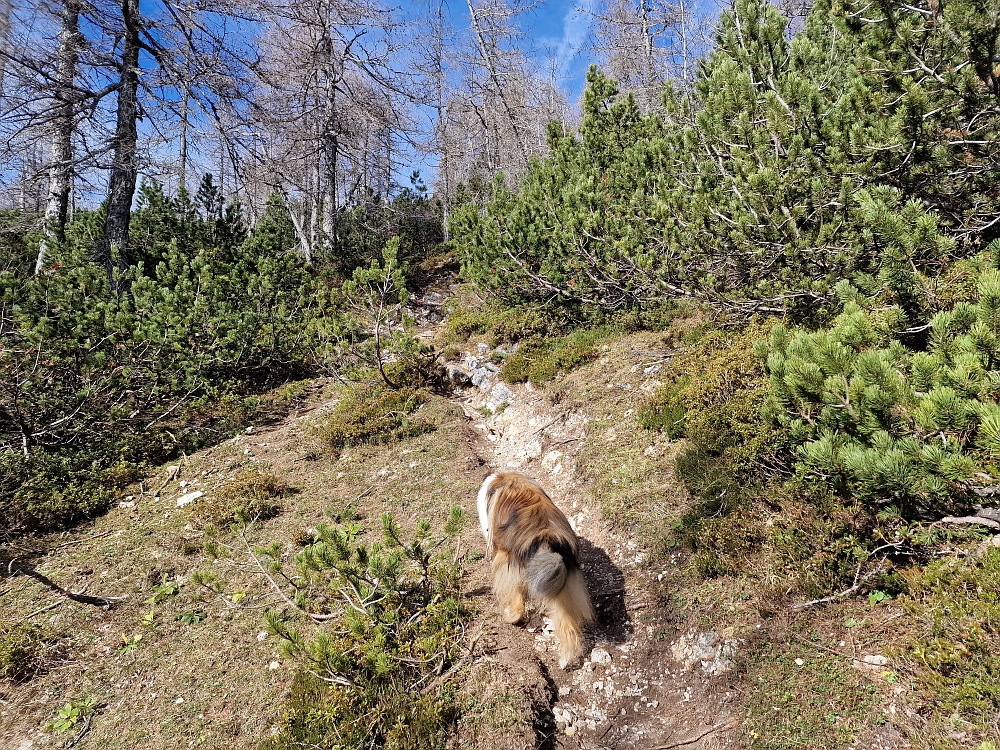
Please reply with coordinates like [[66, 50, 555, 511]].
[[579, 537, 630, 646]]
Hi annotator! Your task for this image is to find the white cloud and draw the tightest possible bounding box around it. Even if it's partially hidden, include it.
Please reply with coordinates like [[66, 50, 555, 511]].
[[551, 0, 597, 78]]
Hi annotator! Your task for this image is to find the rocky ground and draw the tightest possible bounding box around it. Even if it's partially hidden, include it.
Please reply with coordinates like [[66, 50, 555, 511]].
[[445, 333, 740, 750]]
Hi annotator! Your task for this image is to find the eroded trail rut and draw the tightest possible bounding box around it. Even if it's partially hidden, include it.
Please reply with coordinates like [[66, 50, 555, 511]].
[[448, 346, 738, 750]]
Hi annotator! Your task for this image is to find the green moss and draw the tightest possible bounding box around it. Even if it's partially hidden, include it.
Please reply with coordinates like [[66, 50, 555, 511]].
[[0, 620, 63, 682], [501, 326, 610, 385], [897, 548, 1000, 744], [319, 386, 435, 453]]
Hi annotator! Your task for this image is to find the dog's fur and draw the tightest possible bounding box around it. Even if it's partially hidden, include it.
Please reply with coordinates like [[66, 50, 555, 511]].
[[478, 472, 595, 668]]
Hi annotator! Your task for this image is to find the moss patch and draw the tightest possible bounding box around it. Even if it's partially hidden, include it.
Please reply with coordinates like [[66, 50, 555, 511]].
[[318, 385, 435, 453]]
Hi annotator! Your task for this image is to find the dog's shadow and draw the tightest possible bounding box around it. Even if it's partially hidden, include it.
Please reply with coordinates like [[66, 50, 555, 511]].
[[578, 537, 630, 645]]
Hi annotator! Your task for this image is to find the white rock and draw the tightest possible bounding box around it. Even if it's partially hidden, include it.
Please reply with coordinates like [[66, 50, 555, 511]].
[[176, 491, 203, 507], [490, 383, 514, 405], [257, 631, 269, 642], [590, 647, 612, 665], [119, 501, 136, 509], [558, 686, 572, 696], [269, 660, 280, 671], [175, 697, 184, 704], [795, 658, 804, 666], [862, 654, 889, 666]]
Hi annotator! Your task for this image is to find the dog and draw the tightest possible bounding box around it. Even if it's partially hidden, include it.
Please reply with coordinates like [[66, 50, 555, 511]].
[[477, 472, 595, 668]]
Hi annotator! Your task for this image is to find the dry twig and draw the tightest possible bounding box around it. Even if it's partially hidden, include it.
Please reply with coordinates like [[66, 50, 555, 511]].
[[652, 720, 733, 749]]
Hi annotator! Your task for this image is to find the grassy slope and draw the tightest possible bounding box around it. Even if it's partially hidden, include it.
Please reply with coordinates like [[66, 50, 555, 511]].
[[0, 387, 490, 749]]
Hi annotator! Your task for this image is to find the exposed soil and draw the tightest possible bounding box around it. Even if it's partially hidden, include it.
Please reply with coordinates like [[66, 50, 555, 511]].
[[453, 362, 737, 750]]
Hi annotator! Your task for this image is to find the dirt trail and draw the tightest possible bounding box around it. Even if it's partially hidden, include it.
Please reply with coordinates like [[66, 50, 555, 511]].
[[455, 375, 735, 750], [410, 285, 738, 750]]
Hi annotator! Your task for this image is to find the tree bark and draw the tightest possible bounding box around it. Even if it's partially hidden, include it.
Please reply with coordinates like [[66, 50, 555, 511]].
[[320, 33, 340, 249], [0, 0, 11, 98], [179, 89, 189, 191], [100, 0, 141, 292], [37, 0, 81, 274]]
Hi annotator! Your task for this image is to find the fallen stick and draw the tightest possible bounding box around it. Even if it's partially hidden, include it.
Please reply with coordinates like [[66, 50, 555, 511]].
[[938, 515, 1000, 529], [420, 628, 484, 695], [49, 530, 113, 552], [652, 721, 732, 750], [12, 566, 125, 607], [18, 600, 63, 623]]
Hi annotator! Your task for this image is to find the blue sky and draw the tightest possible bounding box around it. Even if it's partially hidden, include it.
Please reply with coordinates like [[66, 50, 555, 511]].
[[528, 0, 601, 97]]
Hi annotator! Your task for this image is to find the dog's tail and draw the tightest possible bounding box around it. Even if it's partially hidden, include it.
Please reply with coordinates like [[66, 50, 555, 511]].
[[526, 549, 568, 600]]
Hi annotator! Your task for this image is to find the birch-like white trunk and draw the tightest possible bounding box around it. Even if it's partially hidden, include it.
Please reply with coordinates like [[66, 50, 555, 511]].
[[36, 0, 80, 274]]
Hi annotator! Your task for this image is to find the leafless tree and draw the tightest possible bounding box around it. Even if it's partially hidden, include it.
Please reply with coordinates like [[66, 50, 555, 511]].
[[587, 0, 715, 108], [246, 0, 417, 259], [36, 0, 82, 273]]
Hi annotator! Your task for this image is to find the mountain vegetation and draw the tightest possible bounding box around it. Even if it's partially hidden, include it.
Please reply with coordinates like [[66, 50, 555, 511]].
[[3, 0, 1000, 747]]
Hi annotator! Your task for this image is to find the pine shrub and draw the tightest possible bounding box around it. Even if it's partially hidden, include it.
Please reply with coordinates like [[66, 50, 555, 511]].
[[260, 510, 468, 750], [319, 386, 434, 454], [764, 266, 1000, 516]]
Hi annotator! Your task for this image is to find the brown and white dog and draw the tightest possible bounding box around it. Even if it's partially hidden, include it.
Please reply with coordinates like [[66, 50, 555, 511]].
[[477, 472, 595, 668]]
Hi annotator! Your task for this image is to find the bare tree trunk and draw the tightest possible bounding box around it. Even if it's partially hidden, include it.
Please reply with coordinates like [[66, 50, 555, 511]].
[[435, 0, 450, 241], [179, 89, 189, 191], [465, 0, 527, 163], [0, 0, 11, 98], [320, 56, 339, 247], [640, 0, 654, 80], [37, 0, 80, 274], [310, 165, 318, 253], [100, 0, 141, 292]]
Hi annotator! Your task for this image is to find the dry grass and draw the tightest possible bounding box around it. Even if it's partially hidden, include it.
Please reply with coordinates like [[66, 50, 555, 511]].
[[0, 381, 486, 750]]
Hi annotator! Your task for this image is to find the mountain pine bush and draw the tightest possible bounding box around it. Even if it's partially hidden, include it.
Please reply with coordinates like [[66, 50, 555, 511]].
[[452, 0, 996, 318], [764, 263, 1000, 516], [1, 181, 438, 535]]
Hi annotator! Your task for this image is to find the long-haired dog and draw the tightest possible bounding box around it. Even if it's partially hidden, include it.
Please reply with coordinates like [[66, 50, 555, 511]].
[[477, 472, 595, 668]]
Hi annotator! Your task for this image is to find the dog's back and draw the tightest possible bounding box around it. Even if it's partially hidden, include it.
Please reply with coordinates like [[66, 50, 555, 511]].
[[478, 472, 595, 667]]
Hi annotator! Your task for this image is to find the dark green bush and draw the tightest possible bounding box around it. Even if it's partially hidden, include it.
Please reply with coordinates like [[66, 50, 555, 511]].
[[764, 266, 1000, 516], [1, 192, 333, 534]]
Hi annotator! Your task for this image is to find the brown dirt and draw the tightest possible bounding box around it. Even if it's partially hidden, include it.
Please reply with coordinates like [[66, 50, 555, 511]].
[[454, 361, 738, 750]]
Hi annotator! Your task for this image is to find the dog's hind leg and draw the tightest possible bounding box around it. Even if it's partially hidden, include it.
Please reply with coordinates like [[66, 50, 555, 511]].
[[547, 568, 595, 668], [492, 551, 527, 625]]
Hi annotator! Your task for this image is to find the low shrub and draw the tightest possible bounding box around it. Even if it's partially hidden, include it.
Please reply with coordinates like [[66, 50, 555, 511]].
[[642, 323, 787, 496], [260, 510, 469, 750], [0, 620, 63, 682], [501, 326, 610, 385], [764, 267, 1000, 517], [194, 469, 288, 528], [318, 386, 435, 453]]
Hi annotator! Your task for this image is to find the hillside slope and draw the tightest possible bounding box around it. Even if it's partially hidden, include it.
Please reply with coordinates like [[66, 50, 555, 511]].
[[1, 300, 934, 750]]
